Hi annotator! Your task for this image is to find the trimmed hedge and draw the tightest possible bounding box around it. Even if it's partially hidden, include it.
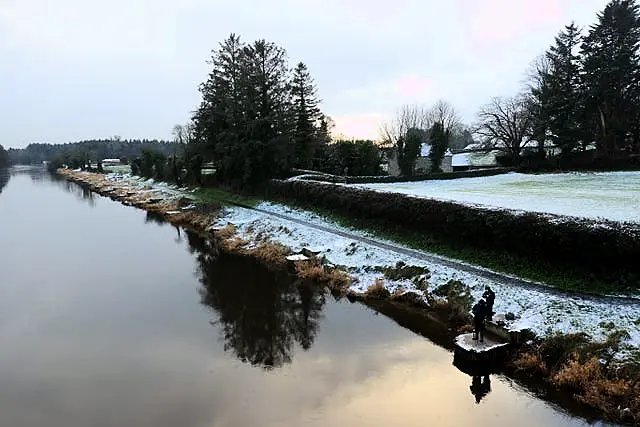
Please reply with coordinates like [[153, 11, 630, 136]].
[[267, 179, 640, 288], [344, 167, 513, 184], [286, 167, 513, 184]]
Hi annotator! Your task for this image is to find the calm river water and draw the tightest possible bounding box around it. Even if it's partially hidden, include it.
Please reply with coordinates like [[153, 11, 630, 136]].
[[0, 167, 616, 426]]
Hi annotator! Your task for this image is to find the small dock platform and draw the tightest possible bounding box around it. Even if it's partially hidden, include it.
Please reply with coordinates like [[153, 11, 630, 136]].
[[453, 333, 509, 374]]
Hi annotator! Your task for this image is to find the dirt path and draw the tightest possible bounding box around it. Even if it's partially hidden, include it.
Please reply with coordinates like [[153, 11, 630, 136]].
[[223, 200, 640, 306]]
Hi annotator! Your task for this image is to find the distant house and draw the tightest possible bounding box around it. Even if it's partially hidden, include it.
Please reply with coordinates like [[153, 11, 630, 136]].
[[452, 151, 499, 171], [102, 158, 122, 167], [387, 143, 453, 176]]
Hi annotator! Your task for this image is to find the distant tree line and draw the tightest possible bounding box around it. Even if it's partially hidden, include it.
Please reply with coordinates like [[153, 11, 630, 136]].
[[475, 0, 640, 168], [9, 138, 182, 166], [0, 144, 8, 168]]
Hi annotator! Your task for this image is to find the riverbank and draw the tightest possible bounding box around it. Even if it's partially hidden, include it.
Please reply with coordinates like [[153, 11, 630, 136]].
[[57, 168, 640, 425]]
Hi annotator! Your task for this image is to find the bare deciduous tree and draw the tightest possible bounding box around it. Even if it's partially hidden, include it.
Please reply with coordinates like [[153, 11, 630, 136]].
[[523, 54, 553, 93], [427, 100, 463, 135], [523, 54, 554, 152], [474, 96, 534, 162], [379, 104, 430, 147], [173, 122, 196, 145]]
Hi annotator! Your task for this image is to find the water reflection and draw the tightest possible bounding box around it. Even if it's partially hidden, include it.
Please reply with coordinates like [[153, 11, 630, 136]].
[[470, 375, 492, 404], [0, 169, 9, 195], [58, 179, 96, 206], [145, 210, 170, 226], [187, 231, 326, 369], [7, 166, 97, 206]]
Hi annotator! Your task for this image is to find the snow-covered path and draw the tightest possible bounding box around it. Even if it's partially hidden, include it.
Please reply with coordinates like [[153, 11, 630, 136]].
[[216, 202, 640, 350], [245, 202, 635, 304]]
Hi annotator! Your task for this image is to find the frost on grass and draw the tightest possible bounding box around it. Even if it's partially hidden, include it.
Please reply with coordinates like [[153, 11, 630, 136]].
[[215, 201, 640, 349], [351, 171, 640, 223]]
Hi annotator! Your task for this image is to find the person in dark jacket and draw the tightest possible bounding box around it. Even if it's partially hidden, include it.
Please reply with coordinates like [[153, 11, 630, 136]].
[[471, 299, 487, 342], [482, 286, 495, 321]]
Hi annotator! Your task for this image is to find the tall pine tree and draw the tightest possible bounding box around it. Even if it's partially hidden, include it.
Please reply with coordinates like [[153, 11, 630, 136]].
[[240, 39, 293, 187], [291, 62, 322, 169], [544, 23, 585, 153], [194, 33, 245, 180], [581, 0, 640, 156]]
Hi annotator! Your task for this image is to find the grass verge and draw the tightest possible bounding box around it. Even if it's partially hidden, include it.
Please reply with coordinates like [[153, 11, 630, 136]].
[[192, 186, 260, 208], [273, 200, 633, 296]]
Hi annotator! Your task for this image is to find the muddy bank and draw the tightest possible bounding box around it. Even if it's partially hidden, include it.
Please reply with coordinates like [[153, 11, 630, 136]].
[[57, 169, 639, 425]]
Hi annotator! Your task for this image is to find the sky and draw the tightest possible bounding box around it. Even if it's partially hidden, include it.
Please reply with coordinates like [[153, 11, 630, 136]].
[[0, 0, 611, 148]]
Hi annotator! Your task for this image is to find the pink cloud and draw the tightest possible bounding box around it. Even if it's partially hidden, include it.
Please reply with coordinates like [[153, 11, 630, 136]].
[[332, 113, 387, 141], [457, 0, 565, 43], [395, 75, 433, 97]]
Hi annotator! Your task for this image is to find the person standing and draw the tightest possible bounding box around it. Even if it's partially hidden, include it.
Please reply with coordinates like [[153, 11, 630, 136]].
[[471, 299, 487, 342], [482, 286, 495, 321]]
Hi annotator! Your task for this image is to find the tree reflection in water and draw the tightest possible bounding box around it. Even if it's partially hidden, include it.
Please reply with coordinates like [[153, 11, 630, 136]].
[[186, 231, 326, 370], [0, 169, 9, 195], [40, 170, 97, 207]]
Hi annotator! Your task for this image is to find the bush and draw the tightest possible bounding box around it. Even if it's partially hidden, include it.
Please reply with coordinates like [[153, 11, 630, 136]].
[[513, 351, 548, 375], [495, 153, 518, 167], [364, 279, 391, 299], [539, 332, 592, 371], [295, 260, 352, 290], [267, 179, 640, 288]]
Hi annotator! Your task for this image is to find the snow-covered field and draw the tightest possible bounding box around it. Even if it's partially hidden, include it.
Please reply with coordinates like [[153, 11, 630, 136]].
[[215, 202, 640, 351], [352, 171, 640, 223]]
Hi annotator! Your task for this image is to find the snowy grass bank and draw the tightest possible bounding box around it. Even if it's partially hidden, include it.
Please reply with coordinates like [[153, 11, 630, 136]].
[[215, 201, 640, 351]]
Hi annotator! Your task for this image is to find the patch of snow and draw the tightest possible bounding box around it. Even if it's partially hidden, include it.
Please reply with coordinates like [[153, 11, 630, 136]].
[[455, 333, 509, 352], [286, 254, 310, 261]]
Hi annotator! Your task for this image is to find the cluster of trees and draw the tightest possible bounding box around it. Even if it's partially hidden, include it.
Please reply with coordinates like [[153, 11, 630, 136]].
[[315, 139, 381, 176], [130, 146, 203, 187], [0, 145, 8, 168], [191, 34, 333, 189], [476, 0, 640, 165], [380, 101, 465, 176], [10, 138, 182, 166]]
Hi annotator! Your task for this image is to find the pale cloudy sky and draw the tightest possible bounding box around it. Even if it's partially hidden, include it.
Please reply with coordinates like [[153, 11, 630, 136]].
[[0, 0, 609, 148]]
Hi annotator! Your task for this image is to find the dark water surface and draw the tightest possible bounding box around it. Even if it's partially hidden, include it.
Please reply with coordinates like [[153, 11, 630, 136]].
[[0, 167, 614, 427]]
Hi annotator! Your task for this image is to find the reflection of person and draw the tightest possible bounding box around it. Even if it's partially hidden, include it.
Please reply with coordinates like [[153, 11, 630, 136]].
[[471, 299, 487, 342], [470, 375, 492, 404], [482, 286, 496, 321]]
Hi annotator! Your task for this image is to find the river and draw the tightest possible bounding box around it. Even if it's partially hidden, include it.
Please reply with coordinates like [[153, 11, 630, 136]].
[[0, 167, 615, 427]]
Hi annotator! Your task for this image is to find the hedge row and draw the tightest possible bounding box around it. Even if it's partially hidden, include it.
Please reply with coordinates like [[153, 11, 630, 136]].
[[267, 179, 640, 286], [346, 167, 513, 183], [287, 167, 512, 184]]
